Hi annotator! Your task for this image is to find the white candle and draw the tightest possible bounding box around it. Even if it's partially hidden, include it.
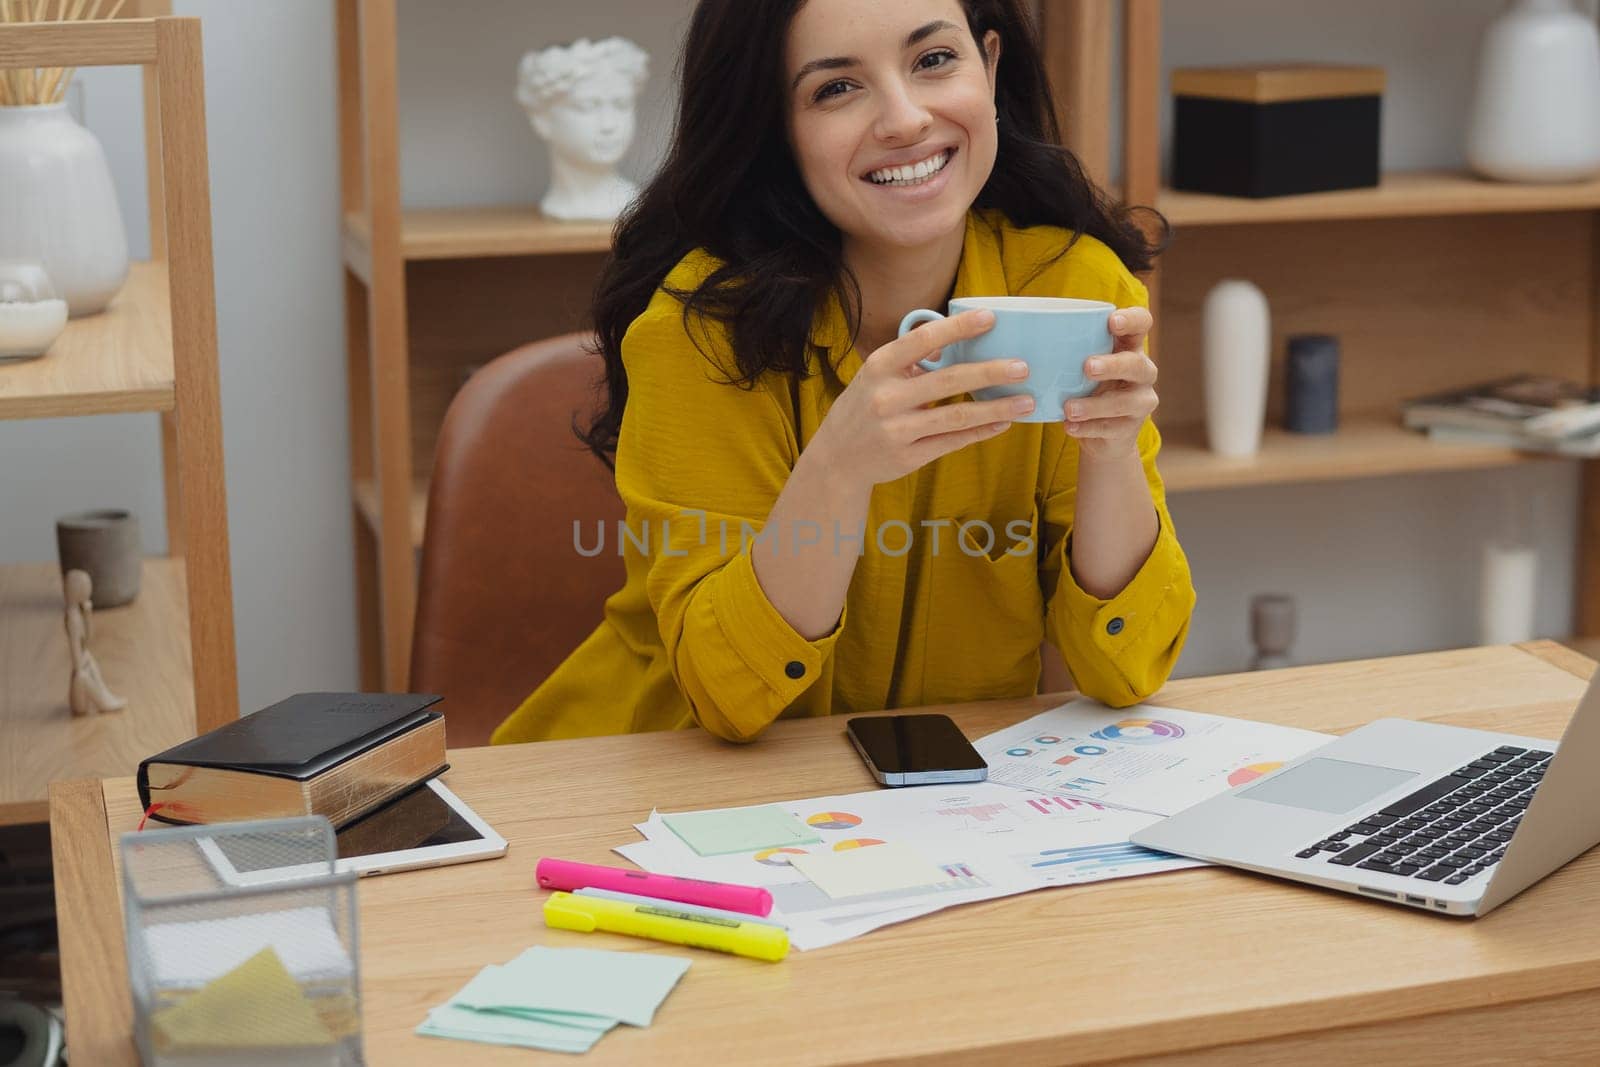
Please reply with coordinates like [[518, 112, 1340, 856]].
[[1478, 540, 1538, 646]]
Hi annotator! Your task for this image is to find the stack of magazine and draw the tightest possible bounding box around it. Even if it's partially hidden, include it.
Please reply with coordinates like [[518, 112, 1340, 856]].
[[1401, 375, 1600, 457]]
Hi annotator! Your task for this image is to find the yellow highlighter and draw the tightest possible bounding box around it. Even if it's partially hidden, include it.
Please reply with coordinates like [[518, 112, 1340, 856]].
[[543, 891, 790, 962]]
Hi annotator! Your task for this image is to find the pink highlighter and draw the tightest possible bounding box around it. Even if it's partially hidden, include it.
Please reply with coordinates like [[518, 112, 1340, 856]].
[[536, 858, 774, 917]]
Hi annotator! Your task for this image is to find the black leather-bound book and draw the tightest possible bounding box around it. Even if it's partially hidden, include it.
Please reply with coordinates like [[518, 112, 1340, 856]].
[[137, 692, 448, 828]]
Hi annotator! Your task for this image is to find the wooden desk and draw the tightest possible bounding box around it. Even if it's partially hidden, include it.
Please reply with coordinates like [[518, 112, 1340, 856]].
[[50, 641, 1600, 1065]]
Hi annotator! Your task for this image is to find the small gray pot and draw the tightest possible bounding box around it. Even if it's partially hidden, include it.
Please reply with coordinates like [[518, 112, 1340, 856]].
[[56, 509, 141, 607]]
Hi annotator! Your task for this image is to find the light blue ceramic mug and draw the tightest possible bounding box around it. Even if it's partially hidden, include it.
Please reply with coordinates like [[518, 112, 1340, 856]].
[[898, 296, 1116, 422]]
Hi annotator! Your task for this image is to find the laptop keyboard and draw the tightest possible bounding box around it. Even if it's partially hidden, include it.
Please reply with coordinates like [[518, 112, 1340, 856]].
[[1293, 745, 1553, 887]]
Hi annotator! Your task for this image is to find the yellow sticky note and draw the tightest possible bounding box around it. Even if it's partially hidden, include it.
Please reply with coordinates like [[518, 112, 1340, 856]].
[[151, 946, 336, 1051]]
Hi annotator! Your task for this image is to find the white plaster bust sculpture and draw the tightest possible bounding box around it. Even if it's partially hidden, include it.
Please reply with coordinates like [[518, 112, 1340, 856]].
[[517, 37, 650, 222]]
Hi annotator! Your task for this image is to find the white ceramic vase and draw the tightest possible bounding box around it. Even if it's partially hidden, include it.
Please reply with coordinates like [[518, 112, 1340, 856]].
[[0, 103, 129, 317], [1201, 279, 1271, 457], [1467, 0, 1600, 183]]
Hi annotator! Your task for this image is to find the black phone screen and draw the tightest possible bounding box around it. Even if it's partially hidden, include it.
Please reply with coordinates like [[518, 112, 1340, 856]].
[[846, 714, 988, 774], [209, 782, 485, 873]]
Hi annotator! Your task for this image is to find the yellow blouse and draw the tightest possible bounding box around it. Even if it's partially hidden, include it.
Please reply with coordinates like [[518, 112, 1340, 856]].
[[493, 208, 1195, 745]]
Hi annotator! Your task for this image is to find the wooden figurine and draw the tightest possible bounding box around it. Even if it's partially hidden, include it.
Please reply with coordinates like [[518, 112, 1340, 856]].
[[64, 568, 126, 715]]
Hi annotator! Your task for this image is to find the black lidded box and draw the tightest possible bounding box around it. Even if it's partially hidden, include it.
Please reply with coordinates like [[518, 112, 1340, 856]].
[[1172, 65, 1384, 199]]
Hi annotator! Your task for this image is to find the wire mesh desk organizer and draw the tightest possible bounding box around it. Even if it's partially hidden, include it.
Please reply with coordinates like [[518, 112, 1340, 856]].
[[119, 816, 363, 1065]]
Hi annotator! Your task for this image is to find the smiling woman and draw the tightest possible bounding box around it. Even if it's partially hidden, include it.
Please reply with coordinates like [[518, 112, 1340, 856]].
[[491, 0, 1197, 746], [786, 8, 999, 278]]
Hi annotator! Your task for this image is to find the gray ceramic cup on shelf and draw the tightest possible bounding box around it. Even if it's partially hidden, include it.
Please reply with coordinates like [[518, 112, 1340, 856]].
[[898, 296, 1116, 421], [56, 509, 141, 607]]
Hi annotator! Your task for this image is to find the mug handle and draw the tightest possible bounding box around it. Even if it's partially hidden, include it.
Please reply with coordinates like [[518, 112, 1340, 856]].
[[897, 308, 949, 371]]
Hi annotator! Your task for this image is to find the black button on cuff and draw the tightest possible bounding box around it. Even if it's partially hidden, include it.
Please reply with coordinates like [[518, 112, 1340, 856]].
[[785, 660, 806, 679], [1106, 617, 1125, 636]]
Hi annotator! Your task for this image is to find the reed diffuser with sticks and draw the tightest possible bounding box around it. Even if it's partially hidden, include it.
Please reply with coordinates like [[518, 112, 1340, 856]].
[[0, 0, 129, 107], [0, 0, 131, 316]]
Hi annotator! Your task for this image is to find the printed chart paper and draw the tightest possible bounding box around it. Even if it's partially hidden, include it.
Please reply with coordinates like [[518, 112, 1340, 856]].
[[619, 781, 1199, 950], [974, 700, 1335, 816]]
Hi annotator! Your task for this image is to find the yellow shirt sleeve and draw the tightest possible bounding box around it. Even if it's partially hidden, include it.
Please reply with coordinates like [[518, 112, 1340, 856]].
[[1042, 419, 1195, 706], [1038, 269, 1195, 706], [614, 287, 844, 742]]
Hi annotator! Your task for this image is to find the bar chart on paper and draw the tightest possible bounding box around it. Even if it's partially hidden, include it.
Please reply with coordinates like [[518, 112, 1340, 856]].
[[1024, 796, 1105, 816], [1013, 842, 1203, 885], [932, 802, 1014, 827]]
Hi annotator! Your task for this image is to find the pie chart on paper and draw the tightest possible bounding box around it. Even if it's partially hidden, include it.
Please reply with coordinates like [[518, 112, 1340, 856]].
[[1228, 762, 1283, 787], [832, 838, 886, 851], [753, 847, 810, 867], [806, 811, 863, 830], [1091, 718, 1185, 745]]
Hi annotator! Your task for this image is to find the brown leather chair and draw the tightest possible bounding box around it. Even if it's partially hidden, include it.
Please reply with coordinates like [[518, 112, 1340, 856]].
[[410, 333, 625, 747]]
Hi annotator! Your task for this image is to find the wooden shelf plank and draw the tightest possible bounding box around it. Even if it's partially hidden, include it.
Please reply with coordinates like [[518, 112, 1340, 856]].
[[342, 207, 614, 267], [1159, 414, 1556, 493], [1159, 170, 1600, 227], [353, 477, 428, 548], [0, 262, 173, 420], [403, 206, 614, 259], [0, 559, 193, 807], [0, 16, 158, 68], [0, 799, 51, 827]]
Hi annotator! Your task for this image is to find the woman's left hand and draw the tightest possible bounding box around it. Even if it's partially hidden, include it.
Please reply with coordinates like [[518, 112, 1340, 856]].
[[1063, 306, 1158, 461]]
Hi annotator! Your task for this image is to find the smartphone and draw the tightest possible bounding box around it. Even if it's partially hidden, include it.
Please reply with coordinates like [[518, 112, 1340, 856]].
[[845, 714, 989, 787]]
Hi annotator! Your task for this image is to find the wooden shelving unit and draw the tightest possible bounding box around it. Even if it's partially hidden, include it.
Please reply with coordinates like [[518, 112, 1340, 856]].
[[1059, 0, 1600, 634], [338, 0, 611, 687], [339, 0, 1600, 687], [0, 9, 238, 824]]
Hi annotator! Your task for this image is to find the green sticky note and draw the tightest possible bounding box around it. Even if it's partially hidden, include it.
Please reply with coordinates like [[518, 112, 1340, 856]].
[[426, 947, 692, 1053], [418, 1004, 607, 1053], [449, 963, 616, 1029], [481, 948, 692, 1028], [448, 964, 620, 1033], [662, 804, 820, 856]]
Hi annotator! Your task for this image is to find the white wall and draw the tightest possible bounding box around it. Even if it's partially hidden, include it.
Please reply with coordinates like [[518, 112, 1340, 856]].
[[2, 0, 1576, 713]]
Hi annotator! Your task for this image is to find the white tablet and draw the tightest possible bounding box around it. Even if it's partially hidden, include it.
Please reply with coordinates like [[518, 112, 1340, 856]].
[[198, 778, 507, 885]]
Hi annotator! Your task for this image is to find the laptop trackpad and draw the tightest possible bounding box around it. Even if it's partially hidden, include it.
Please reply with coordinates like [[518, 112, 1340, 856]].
[[1238, 758, 1418, 815]]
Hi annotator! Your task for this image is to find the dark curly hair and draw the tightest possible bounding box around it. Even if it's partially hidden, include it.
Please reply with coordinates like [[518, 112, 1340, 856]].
[[580, 0, 1166, 466]]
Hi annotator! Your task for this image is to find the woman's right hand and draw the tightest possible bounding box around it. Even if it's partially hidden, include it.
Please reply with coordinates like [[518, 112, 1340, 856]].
[[809, 308, 1034, 489]]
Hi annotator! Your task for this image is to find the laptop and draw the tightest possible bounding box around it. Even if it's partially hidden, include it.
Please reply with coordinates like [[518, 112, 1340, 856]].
[[1130, 668, 1600, 916]]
